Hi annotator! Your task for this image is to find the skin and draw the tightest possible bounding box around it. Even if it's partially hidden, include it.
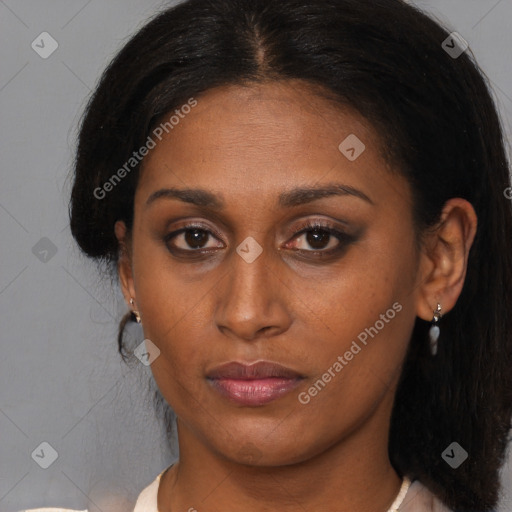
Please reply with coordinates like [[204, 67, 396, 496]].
[[115, 80, 477, 512]]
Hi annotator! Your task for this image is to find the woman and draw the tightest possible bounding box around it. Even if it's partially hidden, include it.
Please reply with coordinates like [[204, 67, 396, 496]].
[[69, 0, 512, 510]]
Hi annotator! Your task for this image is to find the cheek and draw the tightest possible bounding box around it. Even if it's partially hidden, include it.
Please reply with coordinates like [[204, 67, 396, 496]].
[[132, 226, 205, 323], [296, 232, 418, 390], [290, 268, 416, 448], [129, 237, 212, 376], [299, 235, 416, 344]]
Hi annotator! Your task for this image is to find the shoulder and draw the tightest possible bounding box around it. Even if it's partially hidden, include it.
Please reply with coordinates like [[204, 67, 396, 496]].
[[400, 479, 453, 512], [133, 467, 169, 512]]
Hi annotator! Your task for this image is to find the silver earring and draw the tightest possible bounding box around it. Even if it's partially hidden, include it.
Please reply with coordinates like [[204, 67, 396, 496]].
[[429, 303, 442, 356], [129, 298, 141, 324]]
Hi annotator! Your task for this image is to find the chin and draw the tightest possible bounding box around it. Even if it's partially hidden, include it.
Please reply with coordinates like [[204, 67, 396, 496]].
[[213, 434, 317, 468]]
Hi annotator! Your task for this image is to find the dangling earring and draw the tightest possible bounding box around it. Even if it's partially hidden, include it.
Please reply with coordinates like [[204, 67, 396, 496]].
[[129, 298, 141, 324], [429, 303, 442, 356]]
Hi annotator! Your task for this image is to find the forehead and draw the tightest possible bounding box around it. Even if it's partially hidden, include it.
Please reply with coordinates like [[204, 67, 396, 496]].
[[136, 80, 397, 207]]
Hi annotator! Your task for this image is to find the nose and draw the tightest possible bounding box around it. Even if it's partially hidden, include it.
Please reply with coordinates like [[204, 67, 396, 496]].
[[214, 241, 292, 342]]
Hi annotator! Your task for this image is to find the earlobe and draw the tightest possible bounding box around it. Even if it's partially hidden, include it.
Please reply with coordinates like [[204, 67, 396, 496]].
[[114, 220, 136, 306], [415, 198, 477, 322]]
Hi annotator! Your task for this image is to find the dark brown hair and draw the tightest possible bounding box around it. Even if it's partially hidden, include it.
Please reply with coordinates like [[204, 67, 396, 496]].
[[69, 1, 512, 509]]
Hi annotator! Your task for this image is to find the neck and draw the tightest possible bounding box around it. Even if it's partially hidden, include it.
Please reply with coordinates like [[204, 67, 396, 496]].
[[159, 387, 402, 512]]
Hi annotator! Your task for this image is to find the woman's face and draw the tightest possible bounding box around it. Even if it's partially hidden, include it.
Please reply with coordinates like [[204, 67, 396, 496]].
[[118, 81, 424, 465]]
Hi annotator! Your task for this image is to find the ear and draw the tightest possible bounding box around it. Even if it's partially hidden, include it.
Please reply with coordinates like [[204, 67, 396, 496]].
[[114, 220, 137, 308], [416, 198, 478, 321]]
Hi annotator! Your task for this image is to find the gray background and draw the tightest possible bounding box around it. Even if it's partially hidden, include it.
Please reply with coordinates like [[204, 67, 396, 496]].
[[0, 1, 511, 511]]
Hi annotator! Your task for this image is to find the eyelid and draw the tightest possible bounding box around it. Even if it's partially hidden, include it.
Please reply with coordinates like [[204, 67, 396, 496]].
[[292, 217, 347, 232], [166, 217, 348, 240], [166, 220, 225, 242], [284, 219, 352, 252], [287, 217, 352, 238]]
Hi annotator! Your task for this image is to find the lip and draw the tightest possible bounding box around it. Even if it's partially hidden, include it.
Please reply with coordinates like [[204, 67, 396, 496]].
[[206, 361, 305, 406]]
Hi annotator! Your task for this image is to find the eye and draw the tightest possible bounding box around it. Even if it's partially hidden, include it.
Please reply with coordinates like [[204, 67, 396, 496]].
[[286, 220, 353, 254], [163, 220, 355, 258], [164, 224, 224, 253]]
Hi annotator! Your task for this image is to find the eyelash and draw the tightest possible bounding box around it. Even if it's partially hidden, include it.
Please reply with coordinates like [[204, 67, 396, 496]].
[[163, 220, 353, 258]]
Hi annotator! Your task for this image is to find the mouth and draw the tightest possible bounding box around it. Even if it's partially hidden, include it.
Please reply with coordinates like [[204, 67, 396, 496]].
[[206, 361, 305, 406]]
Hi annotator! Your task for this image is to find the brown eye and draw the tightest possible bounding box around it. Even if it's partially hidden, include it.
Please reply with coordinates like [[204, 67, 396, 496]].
[[184, 229, 210, 249], [164, 225, 224, 253], [304, 228, 332, 250], [290, 226, 346, 252]]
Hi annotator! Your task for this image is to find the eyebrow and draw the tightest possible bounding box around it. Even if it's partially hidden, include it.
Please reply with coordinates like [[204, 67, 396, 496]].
[[145, 183, 374, 209]]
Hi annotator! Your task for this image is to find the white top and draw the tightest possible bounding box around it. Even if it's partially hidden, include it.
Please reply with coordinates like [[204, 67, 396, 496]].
[[132, 468, 165, 511], [132, 467, 453, 512], [18, 473, 452, 512]]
